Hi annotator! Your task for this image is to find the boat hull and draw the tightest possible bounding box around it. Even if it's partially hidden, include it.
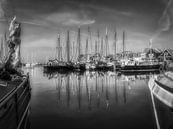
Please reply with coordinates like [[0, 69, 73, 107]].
[[120, 64, 162, 73]]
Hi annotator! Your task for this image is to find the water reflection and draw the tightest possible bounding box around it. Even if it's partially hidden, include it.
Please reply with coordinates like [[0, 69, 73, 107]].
[[43, 70, 158, 111], [30, 67, 168, 129]]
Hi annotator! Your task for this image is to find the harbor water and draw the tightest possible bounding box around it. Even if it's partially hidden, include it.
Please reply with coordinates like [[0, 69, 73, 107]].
[[26, 67, 172, 129]]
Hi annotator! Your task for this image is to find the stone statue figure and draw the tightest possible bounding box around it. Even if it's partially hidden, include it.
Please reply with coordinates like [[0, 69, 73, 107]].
[[5, 16, 21, 69], [0, 16, 22, 80]]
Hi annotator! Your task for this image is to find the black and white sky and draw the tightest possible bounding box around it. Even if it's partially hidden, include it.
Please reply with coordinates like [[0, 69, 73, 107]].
[[0, 0, 173, 62]]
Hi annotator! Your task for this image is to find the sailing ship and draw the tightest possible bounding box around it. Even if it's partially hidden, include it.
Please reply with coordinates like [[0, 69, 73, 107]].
[[44, 31, 75, 73], [85, 27, 117, 71]]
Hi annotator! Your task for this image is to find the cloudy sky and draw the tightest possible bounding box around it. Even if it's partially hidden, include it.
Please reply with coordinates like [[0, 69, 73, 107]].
[[0, 0, 173, 62]]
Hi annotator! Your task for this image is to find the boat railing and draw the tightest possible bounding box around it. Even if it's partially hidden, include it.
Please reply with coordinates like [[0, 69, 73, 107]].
[[0, 73, 31, 129]]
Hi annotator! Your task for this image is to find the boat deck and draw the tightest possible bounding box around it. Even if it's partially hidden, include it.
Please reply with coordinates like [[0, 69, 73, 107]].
[[0, 74, 31, 129]]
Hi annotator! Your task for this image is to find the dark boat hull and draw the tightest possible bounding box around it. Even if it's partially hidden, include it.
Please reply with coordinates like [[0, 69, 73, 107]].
[[120, 64, 162, 73], [44, 65, 74, 72], [95, 65, 114, 71]]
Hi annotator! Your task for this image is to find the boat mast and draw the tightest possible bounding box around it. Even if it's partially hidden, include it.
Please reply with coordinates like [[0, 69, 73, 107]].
[[114, 30, 117, 59], [122, 31, 125, 59], [105, 27, 108, 57], [55, 34, 58, 59], [114, 30, 117, 70], [95, 40, 97, 54], [66, 30, 70, 62], [88, 26, 92, 54], [77, 27, 81, 57], [57, 34, 61, 61], [97, 29, 100, 54], [101, 37, 104, 57], [85, 38, 89, 55]]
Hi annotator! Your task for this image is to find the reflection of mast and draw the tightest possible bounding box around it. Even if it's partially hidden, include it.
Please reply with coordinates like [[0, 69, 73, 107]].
[[86, 76, 91, 110], [102, 76, 104, 93], [95, 74, 98, 91], [105, 76, 109, 109], [115, 75, 118, 103], [66, 76, 70, 108], [57, 77, 62, 102], [96, 75, 100, 108], [123, 81, 126, 103], [78, 77, 81, 110]]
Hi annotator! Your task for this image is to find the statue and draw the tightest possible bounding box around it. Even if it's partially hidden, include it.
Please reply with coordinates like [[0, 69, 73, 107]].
[[0, 16, 22, 80]]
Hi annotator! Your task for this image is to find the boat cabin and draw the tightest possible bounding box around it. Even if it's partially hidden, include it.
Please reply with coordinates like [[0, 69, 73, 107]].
[[159, 49, 173, 62], [143, 48, 162, 59]]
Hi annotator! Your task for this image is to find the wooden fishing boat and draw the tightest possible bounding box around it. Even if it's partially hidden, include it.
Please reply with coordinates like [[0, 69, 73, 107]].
[[44, 60, 75, 73], [120, 59, 163, 73], [148, 72, 173, 129], [148, 72, 173, 108]]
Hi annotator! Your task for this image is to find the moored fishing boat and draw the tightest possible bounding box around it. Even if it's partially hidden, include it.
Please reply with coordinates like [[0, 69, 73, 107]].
[[148, 71, 173, 108], [120, 58, 163, 73], [44, 59, 75, 73]]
